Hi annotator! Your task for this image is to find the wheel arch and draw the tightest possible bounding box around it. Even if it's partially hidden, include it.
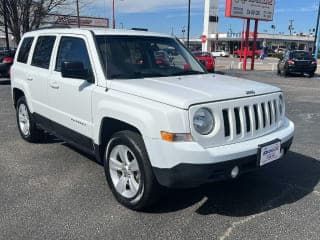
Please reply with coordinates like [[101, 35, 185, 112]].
[[12, 88, 25, 108], [99, 117, 143, 147]]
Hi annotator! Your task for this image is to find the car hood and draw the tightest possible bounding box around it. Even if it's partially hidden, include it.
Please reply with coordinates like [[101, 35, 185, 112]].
[[109, 74, 281, 109]]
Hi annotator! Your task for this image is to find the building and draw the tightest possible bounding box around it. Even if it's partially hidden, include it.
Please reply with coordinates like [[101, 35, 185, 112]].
[[186, 32, 315, 53], [42, 14, 109, 28], [202, 0, 219, 52], [200, 0, 315, 53]]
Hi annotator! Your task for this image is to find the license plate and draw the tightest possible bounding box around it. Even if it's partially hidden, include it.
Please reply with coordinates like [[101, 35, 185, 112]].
[[259, 140, 281, 167]]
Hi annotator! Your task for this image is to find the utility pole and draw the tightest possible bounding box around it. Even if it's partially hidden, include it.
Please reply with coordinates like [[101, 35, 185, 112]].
[[289, 19, 294, 35], [314, 0, 320, 54], [76, 0, 80, 28], [3, 0, 10, 50], [187, 0, 191, 49], [112, 0, 115, 29]]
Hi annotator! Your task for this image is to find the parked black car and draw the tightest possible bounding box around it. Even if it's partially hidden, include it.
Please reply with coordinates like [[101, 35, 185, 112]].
[[0, 49, 15, 78], [277, 50, 317, 77]]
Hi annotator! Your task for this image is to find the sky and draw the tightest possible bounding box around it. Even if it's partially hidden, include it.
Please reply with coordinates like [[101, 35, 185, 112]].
[[82, 0, 320, 38]]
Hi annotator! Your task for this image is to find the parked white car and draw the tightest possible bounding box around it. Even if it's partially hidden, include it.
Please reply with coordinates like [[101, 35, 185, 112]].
[[11, 28, 294, 210], [211, 50, 229, 57]]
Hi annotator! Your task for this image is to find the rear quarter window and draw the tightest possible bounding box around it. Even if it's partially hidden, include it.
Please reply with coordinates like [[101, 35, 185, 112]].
[[31, 36, 56, 69], [17, 37, 34, 63]]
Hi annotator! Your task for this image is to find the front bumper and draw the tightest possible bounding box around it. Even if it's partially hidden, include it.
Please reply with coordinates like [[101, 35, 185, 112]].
[[153, 138, 292, 188], [146, 118, 294, 188]]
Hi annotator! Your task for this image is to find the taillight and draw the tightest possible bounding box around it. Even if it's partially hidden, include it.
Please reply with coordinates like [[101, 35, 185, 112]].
[[312, 60, 317, 65], [287, 59, 295, 65], [2, 57, 13, 63]]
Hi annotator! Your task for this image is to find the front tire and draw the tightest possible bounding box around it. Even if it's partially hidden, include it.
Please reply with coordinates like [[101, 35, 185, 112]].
[[104, 130, 160, 210], [16, 96, 44, 143]]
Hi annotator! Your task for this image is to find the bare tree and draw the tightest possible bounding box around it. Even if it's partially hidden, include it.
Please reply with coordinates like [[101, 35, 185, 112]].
[[0, 0, 73, 44]]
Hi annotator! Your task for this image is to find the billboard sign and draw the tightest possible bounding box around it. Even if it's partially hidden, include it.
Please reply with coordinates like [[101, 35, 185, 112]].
[[225, 0, 275, 21], [44, 14, 109, 28]]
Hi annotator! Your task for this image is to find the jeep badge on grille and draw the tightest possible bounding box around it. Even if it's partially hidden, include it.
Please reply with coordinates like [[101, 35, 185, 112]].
[[246, 90, 256, 95]]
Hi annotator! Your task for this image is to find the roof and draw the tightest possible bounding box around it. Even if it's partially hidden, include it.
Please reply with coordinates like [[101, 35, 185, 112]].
[[23, 27, 172, 38]]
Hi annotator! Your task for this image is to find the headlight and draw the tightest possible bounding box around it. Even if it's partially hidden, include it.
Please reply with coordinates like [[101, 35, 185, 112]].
[[279, 94, 284, 115], [193, 108, 215, 135]]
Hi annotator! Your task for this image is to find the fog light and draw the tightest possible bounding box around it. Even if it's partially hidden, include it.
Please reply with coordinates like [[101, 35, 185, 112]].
[[231, 166, 240, 179]]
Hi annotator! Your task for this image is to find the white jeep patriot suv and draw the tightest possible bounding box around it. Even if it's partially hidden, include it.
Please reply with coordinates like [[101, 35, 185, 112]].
[[11, 28, 294, 210]]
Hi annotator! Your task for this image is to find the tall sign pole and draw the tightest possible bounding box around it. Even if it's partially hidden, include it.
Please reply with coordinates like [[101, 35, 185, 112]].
[[314, 1, 320, 58], [187, 0, 191, 48], [202, 0, 219, 52], [3, 0, 10, 50], [251, 19, 259, 70], [243, 19, 250, 71], [225, 0, 275, 71]]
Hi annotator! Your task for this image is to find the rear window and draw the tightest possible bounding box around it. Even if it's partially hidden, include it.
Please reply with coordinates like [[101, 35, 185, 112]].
[[17, 37, 34, 63], [291, 51, 312, 60], [31, 36, 56, 69]]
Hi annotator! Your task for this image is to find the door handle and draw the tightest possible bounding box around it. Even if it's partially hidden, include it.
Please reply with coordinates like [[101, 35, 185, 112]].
[[27, 77, 33, 81], [50, 82, 60, 89]]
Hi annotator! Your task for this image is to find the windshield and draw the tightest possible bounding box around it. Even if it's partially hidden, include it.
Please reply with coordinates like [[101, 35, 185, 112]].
[[95, 35, 206, 79]]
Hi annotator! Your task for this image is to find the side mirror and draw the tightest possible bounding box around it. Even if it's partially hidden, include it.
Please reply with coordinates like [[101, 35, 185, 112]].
[[61, 61, 93, 82]]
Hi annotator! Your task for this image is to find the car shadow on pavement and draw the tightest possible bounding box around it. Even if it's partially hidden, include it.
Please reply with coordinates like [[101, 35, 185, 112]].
[[36, 133, 63, 144], [0, 79, 10, 85], [149, 151, 320, 216]]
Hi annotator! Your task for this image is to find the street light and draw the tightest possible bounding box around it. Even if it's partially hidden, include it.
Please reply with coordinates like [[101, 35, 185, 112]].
[[288, 19, 294, 35], [112, 0, 124, 29]]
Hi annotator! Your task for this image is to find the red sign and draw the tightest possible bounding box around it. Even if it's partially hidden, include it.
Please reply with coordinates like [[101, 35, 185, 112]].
[[225, 0, 275, 21], [201, 35, 207, 43]]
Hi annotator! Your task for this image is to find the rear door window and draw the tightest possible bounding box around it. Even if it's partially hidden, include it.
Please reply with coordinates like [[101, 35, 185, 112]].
[[31, 36, 56, 69], [17, 37, 34, 63]]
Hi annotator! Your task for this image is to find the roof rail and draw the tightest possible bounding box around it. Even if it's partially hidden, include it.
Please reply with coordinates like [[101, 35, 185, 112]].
[[131, 28, 148, 32]]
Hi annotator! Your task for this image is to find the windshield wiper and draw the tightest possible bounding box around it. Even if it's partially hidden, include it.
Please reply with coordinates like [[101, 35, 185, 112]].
[[109, 71, 166, 79], [170, 70, 205, 76]]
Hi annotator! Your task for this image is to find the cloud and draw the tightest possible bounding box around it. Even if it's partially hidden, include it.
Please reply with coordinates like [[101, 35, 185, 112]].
[[87, 0, 204, 14], [276, 3, 318, 14]]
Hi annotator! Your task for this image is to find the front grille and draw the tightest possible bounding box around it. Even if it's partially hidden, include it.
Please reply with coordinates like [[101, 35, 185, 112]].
[[222, 97, 282, 140], [189, 92, 284, 149]]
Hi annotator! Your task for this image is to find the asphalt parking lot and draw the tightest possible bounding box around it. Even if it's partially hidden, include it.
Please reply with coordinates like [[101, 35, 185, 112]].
[[0, 70, 319, 240]]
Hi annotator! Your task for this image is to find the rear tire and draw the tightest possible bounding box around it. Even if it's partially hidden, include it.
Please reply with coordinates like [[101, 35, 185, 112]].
[[309, 72, 315, 78], [283, 69, 289, 77], [104, 130, 160, 210], [16, 96, 44, 143]]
